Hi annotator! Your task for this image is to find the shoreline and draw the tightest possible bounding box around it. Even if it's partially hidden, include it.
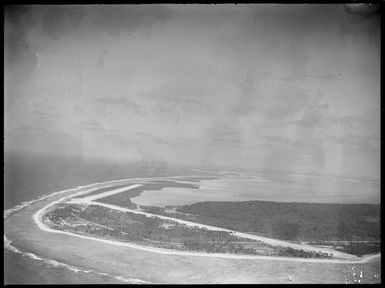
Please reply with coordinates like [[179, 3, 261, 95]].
[[4, 179, 155, 284], [62, 200, 363, 261], [34, 180, 372, 263], [4, 234, 151, 284], [4, 176, 382, 284]]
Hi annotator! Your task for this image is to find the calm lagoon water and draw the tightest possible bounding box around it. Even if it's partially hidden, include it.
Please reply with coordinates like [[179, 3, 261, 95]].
[[131, 174, 380, 207], [4, 151, 380, 283]]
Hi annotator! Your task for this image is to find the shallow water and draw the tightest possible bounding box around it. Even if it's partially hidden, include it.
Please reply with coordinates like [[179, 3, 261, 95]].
[[131, 174, 380, 207], [4, 151, 380, 283], [4, 151, 193, 284], [4, 249, 124, 284], [4, 151, 193, 210]]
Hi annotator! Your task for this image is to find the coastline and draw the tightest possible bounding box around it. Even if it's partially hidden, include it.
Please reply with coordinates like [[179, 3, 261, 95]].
[[4, 178, 382, 284], [4, 179, 153, 284], [61, 199, 362, 261]]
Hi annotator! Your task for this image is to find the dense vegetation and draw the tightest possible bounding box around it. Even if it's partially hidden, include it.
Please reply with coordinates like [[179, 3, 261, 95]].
[[307, 240, 381, 257], [173, 201, 380, 242], [43, 204, 331, 258], [276, 247, 330, 258], [334, 242, 380, 257]]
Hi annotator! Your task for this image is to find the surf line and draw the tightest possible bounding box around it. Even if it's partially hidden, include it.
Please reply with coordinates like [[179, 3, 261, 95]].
[[4, 235, 151, 284], [32, 185, 373, 264], [5, 175, 207, 283], [4, 180, 155, 284]]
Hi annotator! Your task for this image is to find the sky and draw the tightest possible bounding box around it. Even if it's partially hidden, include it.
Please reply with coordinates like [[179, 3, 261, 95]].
[[4, 4, 380, 179]]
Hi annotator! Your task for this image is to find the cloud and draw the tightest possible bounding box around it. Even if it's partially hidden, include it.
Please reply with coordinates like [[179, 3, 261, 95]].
[[4, 5, 380, 178], [296, 109, 323, 128], [15, 125, 48, 134], [40, 5, 85, 41], [319, 104, 329, 110], [5, 5, 173, 60], [7, 125, 82, 155], [344, 4, 380, 18], [78, 121, 108, 132], [156, 98, 207, 115], [233, 75, 259, 115], [5, 34, 38, 84], [30, 110, 60, 117], [13, 125, 75, 139], [262, 135, 291, 146], [337, 115, 380, 139], [204, 121, 243, 148], [279, 76, 294, 82], [304, 73, 332, 80], [135, 132, 163, 144], [96, 49, 109, 68], [339, 115, 372, 126], [78, 120, 100, 127], [143, 84, 208, 115], [267, 85, 308, 120], [5, 6, 85, 56], [244, 4, 312, 75], [96, 97, 144, 114], [91, 5, 173, 36]]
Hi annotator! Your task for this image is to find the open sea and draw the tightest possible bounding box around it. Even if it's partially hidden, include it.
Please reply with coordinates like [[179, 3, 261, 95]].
[[4, 151, 380, 284], [4, 151, 192, 284]]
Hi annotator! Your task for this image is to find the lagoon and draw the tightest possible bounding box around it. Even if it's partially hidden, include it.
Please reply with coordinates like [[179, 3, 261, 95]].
[[130, 173, 380, 207]]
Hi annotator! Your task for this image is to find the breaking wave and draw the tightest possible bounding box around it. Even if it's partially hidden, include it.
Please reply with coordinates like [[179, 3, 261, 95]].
[[4, 235, 150, 283], [4, 180, 153, 284]]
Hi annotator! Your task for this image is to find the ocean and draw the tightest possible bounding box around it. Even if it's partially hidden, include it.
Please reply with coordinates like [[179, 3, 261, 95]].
[[4, 151, 380, 284], [4, 151, 192, 284]]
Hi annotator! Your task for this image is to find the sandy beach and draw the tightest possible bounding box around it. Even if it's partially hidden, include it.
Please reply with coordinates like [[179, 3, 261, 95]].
[[64, 199, 360, 261], [4, 181, 381, 284]]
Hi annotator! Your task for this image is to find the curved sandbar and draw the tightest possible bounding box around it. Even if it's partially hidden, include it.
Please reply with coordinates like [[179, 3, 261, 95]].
[[4, 178, 382, 284]]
